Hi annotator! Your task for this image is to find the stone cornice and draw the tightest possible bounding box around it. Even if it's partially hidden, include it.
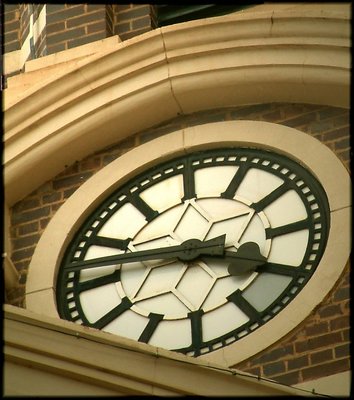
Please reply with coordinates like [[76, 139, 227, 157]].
[[3, 4, 351, 206]]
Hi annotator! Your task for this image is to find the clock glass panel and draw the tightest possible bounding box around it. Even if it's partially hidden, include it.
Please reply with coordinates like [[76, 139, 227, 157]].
[[56, 148, 330, 357]]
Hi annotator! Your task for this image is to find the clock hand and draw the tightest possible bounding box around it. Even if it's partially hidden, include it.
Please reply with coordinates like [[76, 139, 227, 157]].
[[200, 242, 267, 276], [67, 234, 226, 272], [227, 242, 267, 276]]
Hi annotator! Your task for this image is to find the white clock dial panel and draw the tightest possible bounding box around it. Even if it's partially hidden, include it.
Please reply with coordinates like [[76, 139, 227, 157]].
[[57, 148, 330, 357]]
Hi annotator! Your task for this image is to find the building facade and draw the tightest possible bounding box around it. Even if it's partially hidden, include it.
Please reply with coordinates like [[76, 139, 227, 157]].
[[3, 3, 351, 396]]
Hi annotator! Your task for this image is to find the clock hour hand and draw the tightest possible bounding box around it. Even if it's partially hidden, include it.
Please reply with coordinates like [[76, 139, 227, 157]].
[[200, 242, 267, 276], [67, 234, 226, 272], [227, 242, 267, 276]]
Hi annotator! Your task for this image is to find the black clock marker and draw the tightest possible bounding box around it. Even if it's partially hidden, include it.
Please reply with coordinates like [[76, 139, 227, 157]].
[[138, 313, 164, 343], [227, 289, 263, 324], [221, 163, 248, 199], [92, 297, 133, 330], [75, 270, 121, 293], [188, 309, 204, 355], [265, 218, 310, 239], [130, 194, 159, 221], [182, 159, 196, 200], [251, 181, 290, 212], [257, 262, 310, 277], [89, 236, 131, 250]]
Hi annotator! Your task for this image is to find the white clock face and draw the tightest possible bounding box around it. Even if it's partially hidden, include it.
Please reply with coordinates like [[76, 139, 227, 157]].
[[56, 148, 330, 357]]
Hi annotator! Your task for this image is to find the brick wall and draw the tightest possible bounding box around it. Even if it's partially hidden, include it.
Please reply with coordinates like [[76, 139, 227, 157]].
[[113, 4, 158, 40], [3, 3, 158, 57], [46, 4, 109, 54], [3, 3, 156, 76], [7, 103, 350, 386], [3, 4, 21, 53]]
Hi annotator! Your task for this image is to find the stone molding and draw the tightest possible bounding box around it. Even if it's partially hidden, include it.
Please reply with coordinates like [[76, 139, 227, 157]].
[[3, 304, 318, 396], [3, 4, 351, 206]]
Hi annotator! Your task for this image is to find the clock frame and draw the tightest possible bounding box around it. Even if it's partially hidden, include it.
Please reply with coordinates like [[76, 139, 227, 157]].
[[56, 147, 330, 357], [25, 121, 351, 367]]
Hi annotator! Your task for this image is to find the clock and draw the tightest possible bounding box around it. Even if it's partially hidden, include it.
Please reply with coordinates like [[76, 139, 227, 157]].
[[56, 147, 330, 357]]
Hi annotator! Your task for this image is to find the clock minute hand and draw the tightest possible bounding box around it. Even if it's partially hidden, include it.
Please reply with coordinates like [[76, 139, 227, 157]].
[[67, 234, 226, 272]]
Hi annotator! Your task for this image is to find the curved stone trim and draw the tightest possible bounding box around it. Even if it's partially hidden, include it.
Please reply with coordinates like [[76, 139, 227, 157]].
[[26, 120, 351, 367], [3, 4, 350, 205]]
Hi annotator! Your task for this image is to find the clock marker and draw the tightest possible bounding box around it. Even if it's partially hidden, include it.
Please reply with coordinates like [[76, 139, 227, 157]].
[[227, 289, 262, 324], [138, 313, 164, 343], [182, 159, 196, 200], [257, 262, 310, 277], [76, 270, 121, 293], [265, 218, 310, 239], [188, 309, 204, 355], [221, 163, 248, 199], [92, 297, 133, 329], [130, 194, 159, 221], [89, 236, 131, 250], [251, 181, 290, 212]]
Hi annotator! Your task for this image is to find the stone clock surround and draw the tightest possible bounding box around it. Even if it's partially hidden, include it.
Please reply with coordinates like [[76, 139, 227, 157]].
[[26, 120, 351, 368]]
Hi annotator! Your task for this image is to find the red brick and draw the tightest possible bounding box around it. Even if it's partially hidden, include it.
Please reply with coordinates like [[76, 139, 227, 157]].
[[11, 247, 35, 263], [341, 329, 350, 342], [287, 355, 309, 370], [79, 157, 102, 172], [88, 21, 106, 34], [302, 359, 349, 381], [318, 107, 347, 120], [42, 192, 62, 204], [250, 344, 294, 365], [334, 137, 350, 150], [295, 332, 342, 353], [47, 42, 66, 54], [47, 27, 86, 43], [63, 187, 79, 199], [40, 218, 51, 230], [87, 4, 106, 12], [323, 126, 348, 141], [68, 32, 107, 49], [305, 322, 328, 337], [53, 172, 93, 190], [318, 304, 343, 318], [66, 11, 106, 29], [12, 198, 41, 213], [263, 361, 286, 376], [117, 5, 151, 21], [46, 21, 66, 35], [329, 315, 350, 331], [18, 222, 39, 236], [13, 234, 40, 250], [281, 112, 317, 128], [270, 370, 300, 386], [310, 349, 333, 365], [11, 206, 51, 226], [132, 16, 151, 30], [51, 202, 64, 212], [334, 343, 350, 358], [57, 163, 79, 177], [47, 5, 85, 24]]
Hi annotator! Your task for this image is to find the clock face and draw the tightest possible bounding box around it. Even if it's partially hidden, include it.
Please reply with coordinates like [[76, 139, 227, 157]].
[[56, 148, 330, 357]]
